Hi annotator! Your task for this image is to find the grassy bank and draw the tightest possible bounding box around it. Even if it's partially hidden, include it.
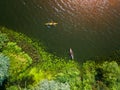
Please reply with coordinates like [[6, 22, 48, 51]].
[[0, 27, 120, 90]]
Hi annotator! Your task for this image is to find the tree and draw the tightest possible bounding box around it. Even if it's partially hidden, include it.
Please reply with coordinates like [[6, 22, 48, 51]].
[[0, 32, 9, 50], [3, 42, 32, 83], [102, 61, 120, 89], [34, 79, 70, 90], [0, 53, 9, 85], [82, 61, 96, 90]]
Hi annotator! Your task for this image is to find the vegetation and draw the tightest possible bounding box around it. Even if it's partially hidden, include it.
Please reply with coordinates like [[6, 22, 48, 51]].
[[0, 53, 9, 85], [82, 61, 96, 90], [33, 79, 70, 90], [3, 42, 32, 83], [0, 32, 9, 50], [101, 61, 120, 89], [0, 27, 120, 90]]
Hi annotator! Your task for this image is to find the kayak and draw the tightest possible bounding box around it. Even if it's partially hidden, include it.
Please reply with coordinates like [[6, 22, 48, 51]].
[[45, 21, 58, 26]]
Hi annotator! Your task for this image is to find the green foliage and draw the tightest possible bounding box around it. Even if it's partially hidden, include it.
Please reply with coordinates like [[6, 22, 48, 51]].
[[55, 63, 81, 90], [101, 61, 120, 89], [93, 81, 109, 90], [23, 48, 82, 90], [82, 61, 96, 90], [34, 79, 70, 90], [0, 32, 9, 50], [6, 85, 18, 90], [29, 67, 53, 84], [0, 27, 41, 63], [116, 82, 120, 90], [109, 50, 120, 64], [2, 27, 120, 90], [28, 55, 81, 89], [0, 53, 9, 85], [3, 42, 32, 83], [81, 61, 120, 90]]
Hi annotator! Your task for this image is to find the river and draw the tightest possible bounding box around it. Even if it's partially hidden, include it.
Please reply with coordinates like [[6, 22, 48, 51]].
[[0, 0, 120, 60]]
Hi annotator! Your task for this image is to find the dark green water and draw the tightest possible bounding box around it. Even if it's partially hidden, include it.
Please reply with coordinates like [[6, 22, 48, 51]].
[[0, 0, 120, 59]]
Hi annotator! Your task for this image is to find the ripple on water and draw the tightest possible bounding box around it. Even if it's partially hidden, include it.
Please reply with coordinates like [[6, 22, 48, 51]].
[[0, 0, 120, 59]]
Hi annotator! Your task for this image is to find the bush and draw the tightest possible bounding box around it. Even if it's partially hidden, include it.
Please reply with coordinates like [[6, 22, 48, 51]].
[[0, 27, 41, 63], [34, 79, 70, 90], [0, 53, 9, 85], [55, 67, 81, 90], [6, 85, 18, 90], [3, 42, 32, 83], [82, 61, 96, 90], [28, 56, 81, 89], [102, 61, 120, 89], [0, 32, 9, 50]]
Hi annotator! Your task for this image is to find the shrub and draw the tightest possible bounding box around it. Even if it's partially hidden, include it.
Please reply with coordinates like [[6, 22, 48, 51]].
[[3, 42, 32, 83], [34, 79, 70, 90], [6, 85, 18, 90], [93, 81, 109, 90], [55, 67, 81, 90], [28, 68, 48, 84], [102, 61, 120, 89], [0, 32, 9, 50], [82, 61, 96, 90], [0, 53, 9, 85], [0, 27, 41, 63], [28, 55, 81, 89]]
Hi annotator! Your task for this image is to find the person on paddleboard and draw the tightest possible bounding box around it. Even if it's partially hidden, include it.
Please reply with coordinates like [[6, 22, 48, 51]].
[[69, 48, 74, 59]]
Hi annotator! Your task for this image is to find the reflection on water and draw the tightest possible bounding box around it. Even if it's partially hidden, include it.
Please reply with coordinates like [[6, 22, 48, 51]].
[[0, 0, 120, 59]]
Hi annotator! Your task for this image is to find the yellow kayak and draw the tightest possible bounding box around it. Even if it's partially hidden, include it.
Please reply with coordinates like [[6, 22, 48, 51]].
[[45, 21, 58, 26]]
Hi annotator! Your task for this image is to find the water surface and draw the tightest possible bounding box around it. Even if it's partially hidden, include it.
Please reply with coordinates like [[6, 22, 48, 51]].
[[0, 0, 120, 60]]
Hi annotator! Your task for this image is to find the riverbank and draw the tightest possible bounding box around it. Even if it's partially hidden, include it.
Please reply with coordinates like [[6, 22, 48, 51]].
[[0, 27, 120, 90]]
